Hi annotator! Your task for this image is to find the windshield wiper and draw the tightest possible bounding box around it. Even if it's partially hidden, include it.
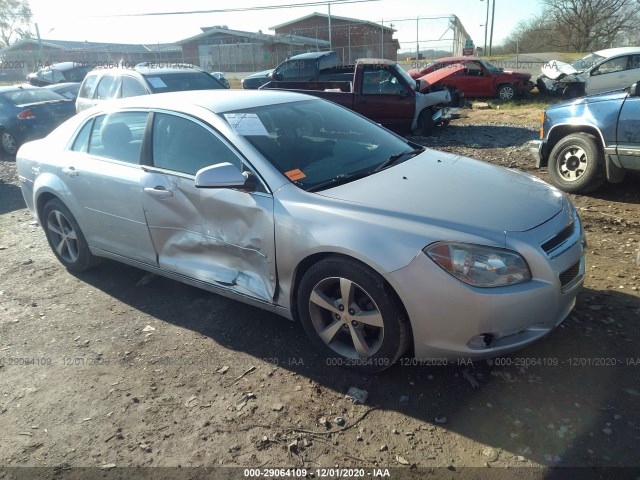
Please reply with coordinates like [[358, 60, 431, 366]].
[[373, 147, 424, 172], [306, 172, 373, 193]]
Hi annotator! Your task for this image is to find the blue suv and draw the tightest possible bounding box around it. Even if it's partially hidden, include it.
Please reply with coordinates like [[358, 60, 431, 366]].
[[530, 81, 640, 193]]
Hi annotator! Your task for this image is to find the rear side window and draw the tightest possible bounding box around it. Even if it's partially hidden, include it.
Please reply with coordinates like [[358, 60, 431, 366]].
[[96, 75, 120, 100], [152, 113, 241, 175], [66, 67, 90, 82], [121, 76, 147, 98], [87, 112, 148, 164], [71, 119, 93, 152], [78, 75, 97, 99]]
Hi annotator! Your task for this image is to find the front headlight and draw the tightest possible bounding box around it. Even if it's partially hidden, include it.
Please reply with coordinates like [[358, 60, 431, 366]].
[[424, 242, 531, 288]]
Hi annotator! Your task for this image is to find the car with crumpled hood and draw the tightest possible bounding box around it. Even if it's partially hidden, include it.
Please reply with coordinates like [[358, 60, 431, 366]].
[[408, 57, 534, 100], [537, 47, 640, 98]]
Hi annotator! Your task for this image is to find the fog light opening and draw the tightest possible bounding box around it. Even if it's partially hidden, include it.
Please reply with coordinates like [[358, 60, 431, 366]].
[[483, 334, 494, 347], [467, 333, 496, 350]]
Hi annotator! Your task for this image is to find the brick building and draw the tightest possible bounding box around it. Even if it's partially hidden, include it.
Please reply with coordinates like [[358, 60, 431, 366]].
[[270, 13, 400, 63]]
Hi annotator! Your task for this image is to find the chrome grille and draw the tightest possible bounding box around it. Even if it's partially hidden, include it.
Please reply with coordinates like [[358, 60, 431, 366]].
[[542, 220, 575, 254], [559, 260, 581, 290]]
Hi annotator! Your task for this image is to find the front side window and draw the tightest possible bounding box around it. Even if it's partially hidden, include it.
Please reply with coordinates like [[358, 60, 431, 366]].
[[96, 75, 120, 100], [121, 76, 148, 98], [152, 113, 242, 175], [595, 56, 628, 75], [361, 67, 406, 95], [87, 112, 148, 164]]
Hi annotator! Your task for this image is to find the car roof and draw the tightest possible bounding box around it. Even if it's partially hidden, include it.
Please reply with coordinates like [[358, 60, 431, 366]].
[[0, 84, 39, 93], [432, 57, 480, 63], [99, 89, 315, 113], [594, 46, 640, 57], [289, 51, 335, 61], [43, 62, 85, 71]]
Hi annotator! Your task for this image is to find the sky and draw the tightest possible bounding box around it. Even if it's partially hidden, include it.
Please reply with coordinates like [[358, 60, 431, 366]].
[[27, 0, 542, 51]]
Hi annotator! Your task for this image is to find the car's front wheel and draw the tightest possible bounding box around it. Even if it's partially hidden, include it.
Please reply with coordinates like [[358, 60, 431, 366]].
[[412, 109, 434, 136], [42, 198, 98, 272], [0, 129, 18, 155], [297, 256, 409, 373], [548, 133, 605, 193], [497, 84, 515, 100]]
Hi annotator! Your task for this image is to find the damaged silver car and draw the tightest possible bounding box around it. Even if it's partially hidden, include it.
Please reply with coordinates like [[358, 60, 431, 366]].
[[538, 47, 640, 97], [17, 90, 585, 372]]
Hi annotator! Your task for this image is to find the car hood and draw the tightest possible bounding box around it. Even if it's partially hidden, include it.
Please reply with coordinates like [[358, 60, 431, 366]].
[[549, 89, 628, 111], [502, 70, 532, 79], [418, 64, 464, 92], [541, 60, 578, 79], [244, 69, 274, 80], [317, 150, 564, 233]]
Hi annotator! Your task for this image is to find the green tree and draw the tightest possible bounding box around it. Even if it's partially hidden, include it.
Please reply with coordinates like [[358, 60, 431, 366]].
[[0, 0, 32, 48]]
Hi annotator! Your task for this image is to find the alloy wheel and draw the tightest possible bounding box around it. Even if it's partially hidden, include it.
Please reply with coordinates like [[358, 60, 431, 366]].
[[46, 209, 79, 264], [308, 277, 384, 358]]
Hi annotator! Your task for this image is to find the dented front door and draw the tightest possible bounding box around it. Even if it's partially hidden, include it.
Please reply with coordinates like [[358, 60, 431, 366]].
[[141, 112, 276, 302]]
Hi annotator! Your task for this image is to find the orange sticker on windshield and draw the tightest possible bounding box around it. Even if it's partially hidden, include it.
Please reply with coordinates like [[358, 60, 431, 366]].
[[285, 169, 306, 181]]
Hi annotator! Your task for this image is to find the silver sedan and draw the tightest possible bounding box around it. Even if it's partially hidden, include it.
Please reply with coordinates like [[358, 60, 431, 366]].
[[16, 90, 585, 372]]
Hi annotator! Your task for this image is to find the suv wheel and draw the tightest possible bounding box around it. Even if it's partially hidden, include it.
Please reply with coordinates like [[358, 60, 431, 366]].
[[548, 133, 605, 193]]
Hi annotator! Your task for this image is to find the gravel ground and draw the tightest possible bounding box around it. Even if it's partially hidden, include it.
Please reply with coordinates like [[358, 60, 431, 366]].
[[1, 109, 639, 479]]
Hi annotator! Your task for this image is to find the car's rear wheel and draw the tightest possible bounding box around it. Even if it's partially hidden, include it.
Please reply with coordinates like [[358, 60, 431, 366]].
[[412, 109, 434, 136], [0, 129, 18, 155], [548, 133, 605, 193], [297, 256, 408, 373], [497, 84, 515, 100], [42, 198, 98, 272]]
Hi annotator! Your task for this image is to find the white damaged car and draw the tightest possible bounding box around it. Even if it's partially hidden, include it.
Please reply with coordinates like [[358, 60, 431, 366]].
[[537, 47, 640, 98]]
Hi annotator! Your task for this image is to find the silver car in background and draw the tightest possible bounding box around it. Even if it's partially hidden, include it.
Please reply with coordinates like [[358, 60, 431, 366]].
[[16, 90, 585, 372]]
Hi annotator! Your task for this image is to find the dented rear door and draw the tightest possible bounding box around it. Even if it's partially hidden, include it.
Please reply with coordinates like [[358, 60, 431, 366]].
[[141, 112, 276, 302]]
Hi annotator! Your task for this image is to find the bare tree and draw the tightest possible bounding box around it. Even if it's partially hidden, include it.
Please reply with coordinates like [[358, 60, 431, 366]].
[[0, 0, 32, 48], [541, 0, 638, 51]]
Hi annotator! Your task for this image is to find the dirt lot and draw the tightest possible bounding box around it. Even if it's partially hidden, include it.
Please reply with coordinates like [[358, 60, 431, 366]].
[[0, 105, 639, 479]]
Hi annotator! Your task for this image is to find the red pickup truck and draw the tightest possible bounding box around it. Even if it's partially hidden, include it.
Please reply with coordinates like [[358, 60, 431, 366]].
[[261, 58, 461, 135]]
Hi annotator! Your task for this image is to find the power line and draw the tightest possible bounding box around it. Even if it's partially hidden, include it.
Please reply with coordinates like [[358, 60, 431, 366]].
[[89, 0, 380, 18]]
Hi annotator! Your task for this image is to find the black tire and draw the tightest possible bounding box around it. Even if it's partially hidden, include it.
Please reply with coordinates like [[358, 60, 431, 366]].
[[412, 109, 434, 136], [548, 133, 605, 193], [562, 84, 584, 99], [42, 198, 99, 272], [497, 84, 515, 101], [0, 129, 18, 155], [297, 256, 409, 373]]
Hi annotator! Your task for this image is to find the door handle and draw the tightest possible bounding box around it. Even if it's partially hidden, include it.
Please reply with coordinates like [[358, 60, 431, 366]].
[[62, 166, 78, 177], [144, 186, 173, 199]]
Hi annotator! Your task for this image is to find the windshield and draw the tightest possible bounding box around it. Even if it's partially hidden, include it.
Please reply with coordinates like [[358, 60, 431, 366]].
[[479, 59, 503, 73], [221, 99, 411, 191], [1, 88, 66, 106], [144, 72, 224, 92], [571, 53, 605, 72]]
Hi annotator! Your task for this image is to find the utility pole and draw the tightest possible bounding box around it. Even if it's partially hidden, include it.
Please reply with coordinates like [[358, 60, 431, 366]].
[[381, 19, 384, 58], [489, 0, 496, 56], [35, 23, 44, 67], [416, 17, 419, 61], [483, 0, 489, 55], [327, 2, 332, 50]]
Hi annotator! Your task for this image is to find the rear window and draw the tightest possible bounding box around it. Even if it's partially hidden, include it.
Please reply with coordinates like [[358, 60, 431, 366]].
[[143, 72, 224, 92], [1, 89, 65, 106]]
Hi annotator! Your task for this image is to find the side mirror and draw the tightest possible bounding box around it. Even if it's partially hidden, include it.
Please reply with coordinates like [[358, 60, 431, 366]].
[[195, 163, 254, 190], [590, 69, 600, 76], [629, 81, 640, 97], [272, 71, 283, 81]]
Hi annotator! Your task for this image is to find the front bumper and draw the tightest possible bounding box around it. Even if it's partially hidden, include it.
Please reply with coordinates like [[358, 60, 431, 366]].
[[529, 139, 547, 168], [384, 209, 585, 361]]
